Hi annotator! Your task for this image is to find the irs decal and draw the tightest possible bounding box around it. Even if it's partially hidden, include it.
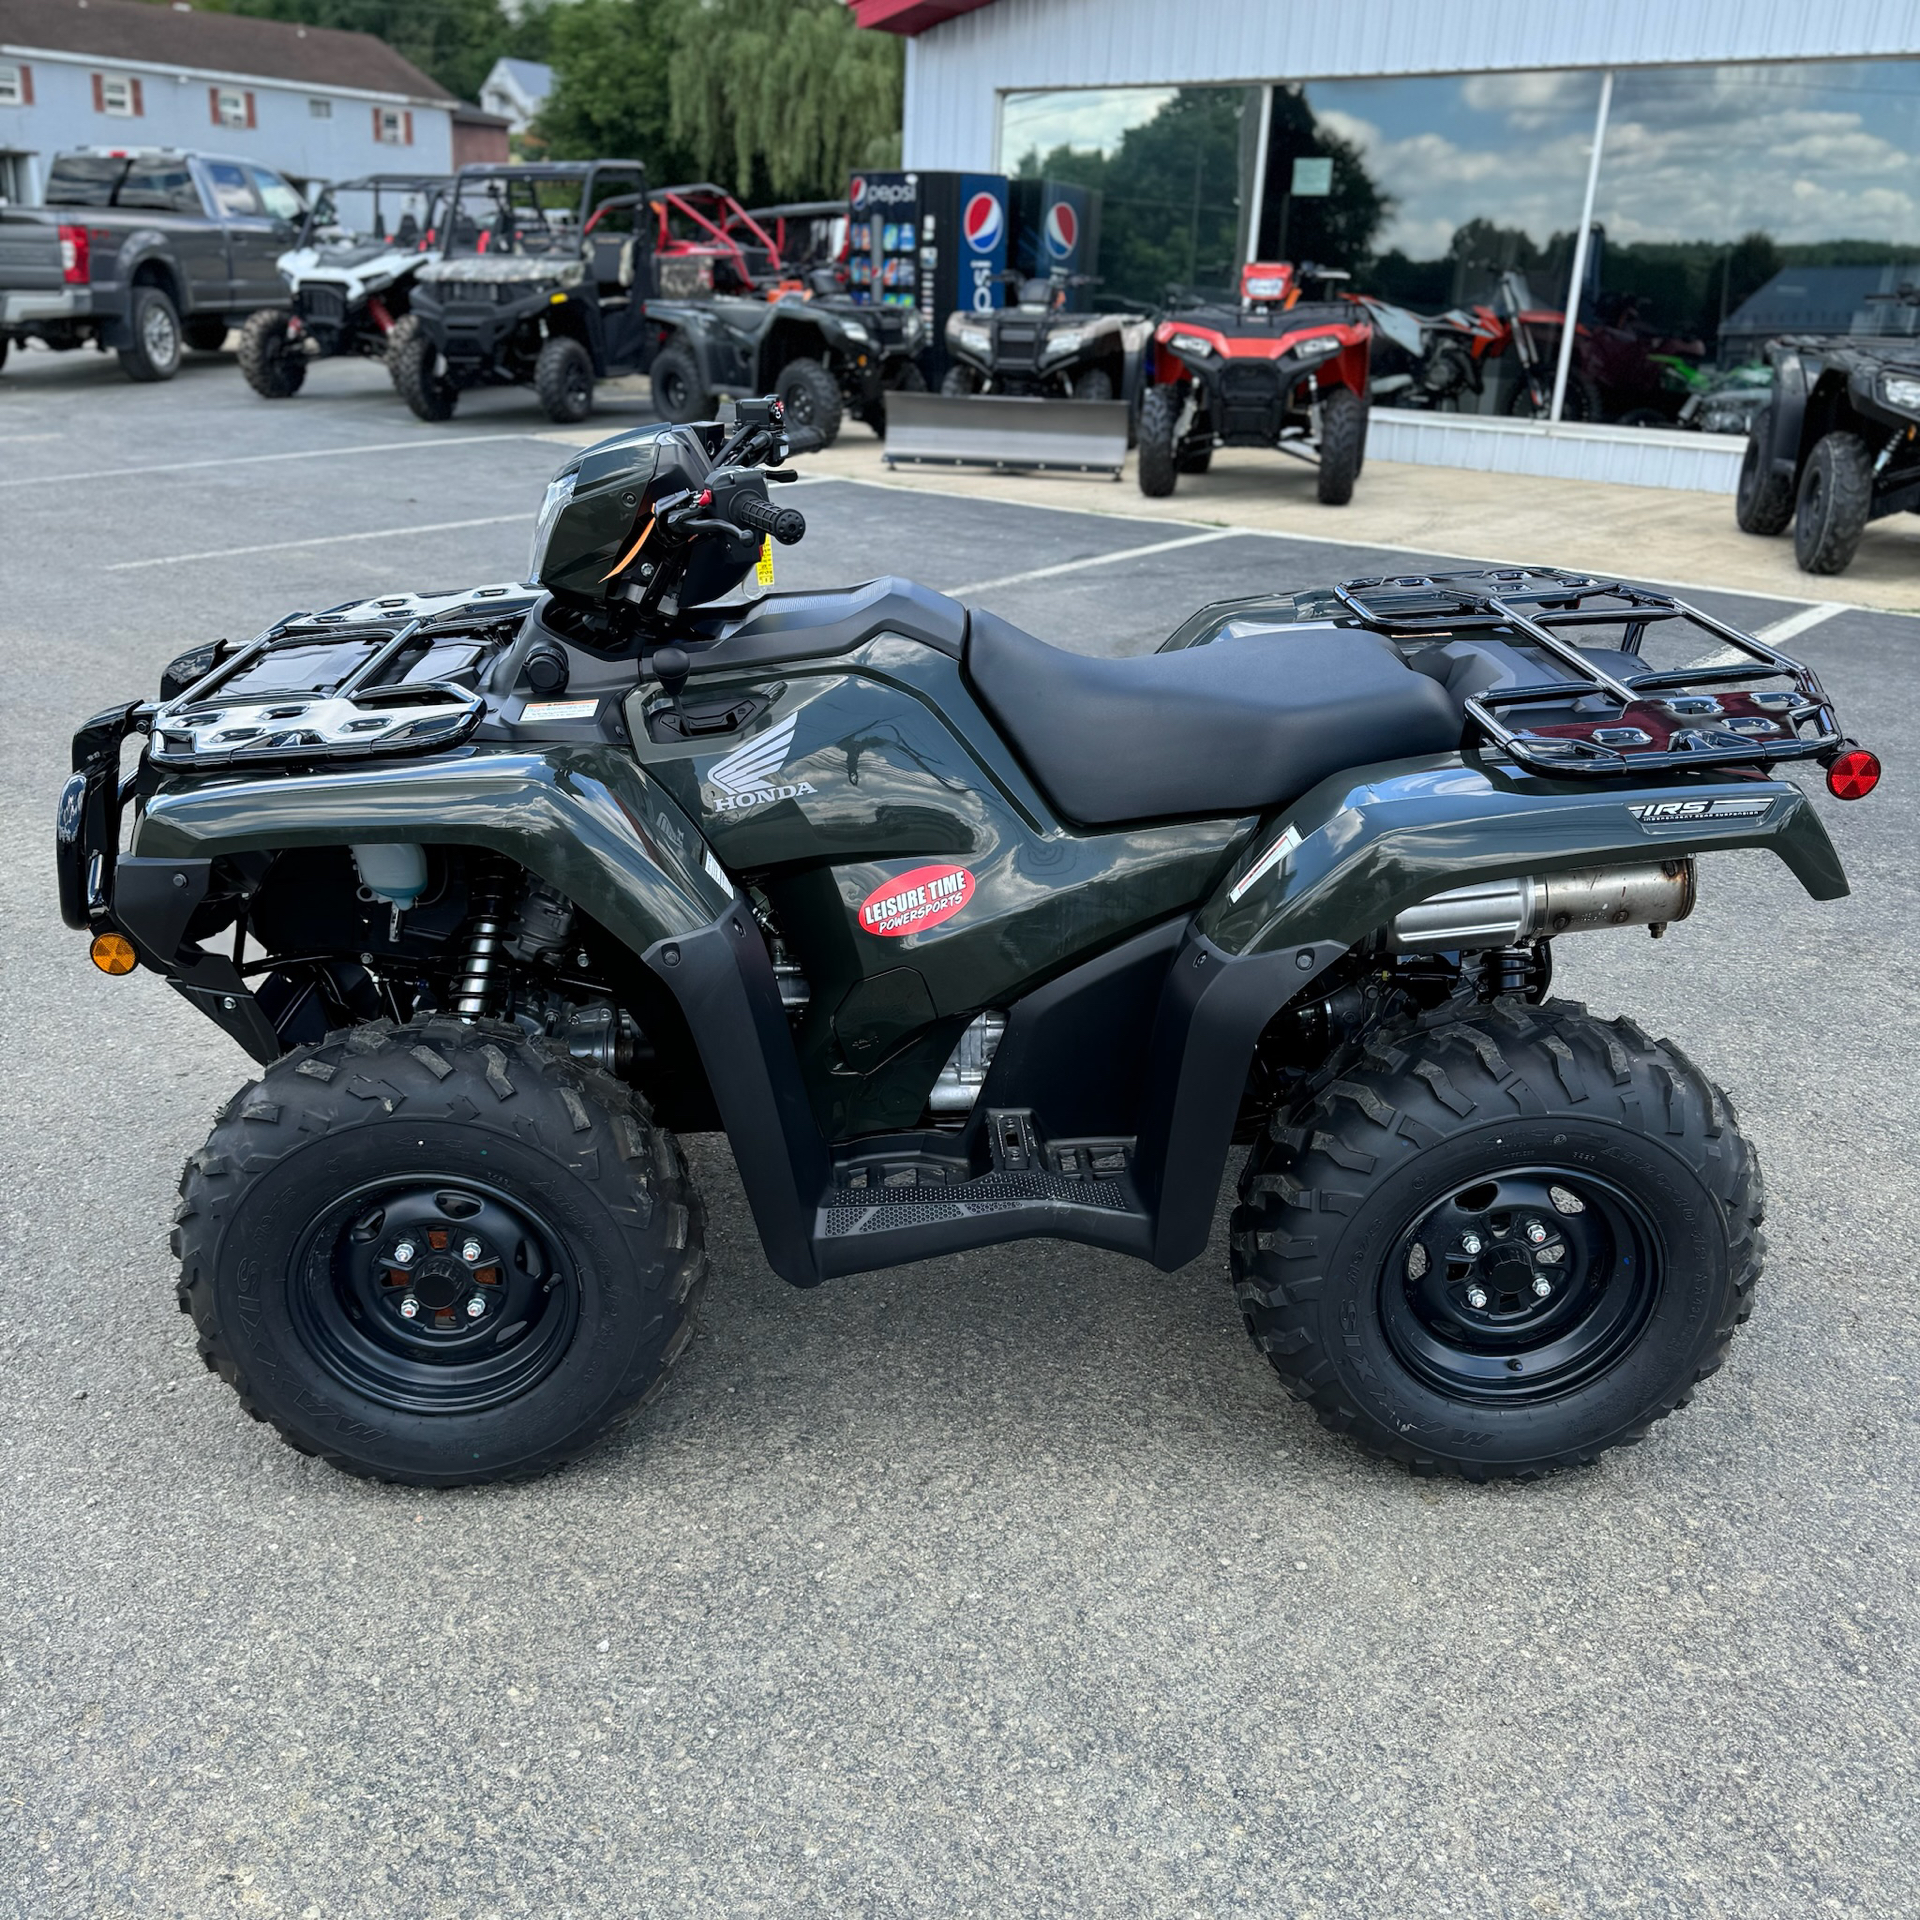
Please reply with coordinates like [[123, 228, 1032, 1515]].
[[1627, 796, 1775, 825], [859, 864, 975, 938], [703, 713, 816, 812]]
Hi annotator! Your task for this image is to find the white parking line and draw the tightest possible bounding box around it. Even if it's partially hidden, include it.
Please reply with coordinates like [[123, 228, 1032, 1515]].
[[1, 432, 553, 491], [1754, 601, 1849, 644], [105, 513, 531, 571], [945, 528, 1242, 595]]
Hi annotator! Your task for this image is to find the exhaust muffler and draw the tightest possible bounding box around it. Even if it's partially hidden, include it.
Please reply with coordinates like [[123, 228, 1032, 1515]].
[[1388, 861, 1695, 953]]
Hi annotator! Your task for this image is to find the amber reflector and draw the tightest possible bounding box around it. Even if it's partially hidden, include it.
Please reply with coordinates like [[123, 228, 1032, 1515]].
[[90, 933, 137, 975], [1826, 749, 1881, 800]]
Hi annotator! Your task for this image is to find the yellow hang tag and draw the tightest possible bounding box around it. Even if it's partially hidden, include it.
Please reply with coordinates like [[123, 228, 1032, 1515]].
[[755, 536, 775, 586]]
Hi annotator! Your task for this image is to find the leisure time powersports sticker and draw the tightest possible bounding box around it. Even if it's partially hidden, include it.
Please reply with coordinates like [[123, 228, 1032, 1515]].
[[858, 864, 976, 937]]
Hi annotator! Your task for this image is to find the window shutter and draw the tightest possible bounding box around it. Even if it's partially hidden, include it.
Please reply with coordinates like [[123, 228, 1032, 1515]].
[[245, 91, 256, 130], [373, 105, 382, 141], [403, 110, 413, 146], [131, 77, 143, 117], [211, 85, 222, 126], [20, 65, 32, 107], [92, 72, 104, 113]]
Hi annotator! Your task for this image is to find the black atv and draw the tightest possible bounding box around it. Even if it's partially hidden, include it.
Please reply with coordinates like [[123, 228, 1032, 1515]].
[[941, 269, 1151, 404], [644, 185, 927, 446], [62, 397, 1882, 1488], [1736, 301, 1920, 574], [238, 174, 448, 400], [394, 160, 654, 425]]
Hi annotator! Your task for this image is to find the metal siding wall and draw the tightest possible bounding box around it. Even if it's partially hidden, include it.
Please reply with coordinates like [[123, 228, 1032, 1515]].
[[900, 0, 1920, 167]]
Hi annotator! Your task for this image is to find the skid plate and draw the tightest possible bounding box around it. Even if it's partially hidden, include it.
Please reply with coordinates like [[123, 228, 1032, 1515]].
[[883, 392, 1131, 475]]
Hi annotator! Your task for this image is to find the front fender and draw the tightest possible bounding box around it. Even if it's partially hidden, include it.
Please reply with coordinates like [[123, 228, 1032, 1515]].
[[1200, 754, 1847, 958], [131, 744, 728, 957]]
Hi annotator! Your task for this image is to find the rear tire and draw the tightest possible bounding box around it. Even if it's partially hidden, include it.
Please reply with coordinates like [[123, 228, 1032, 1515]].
[[534, 333, 594, 424], [1136, 383, 1182, 496], [237, 309, 306, 399], [1792, 430, 1873, 575], [390, 320, 458, 421], [1505, 369, 1598, 422], [0, 334, 10, 375], [1735, 408, 1795, 534], [118, 285, 183, 383], [1316, 384, 1364, 505], [174, 1020, 708, 1488], [1232, 998, 1763, 1480], [775, 354, 843, 448], [649, 339, 708, 424]]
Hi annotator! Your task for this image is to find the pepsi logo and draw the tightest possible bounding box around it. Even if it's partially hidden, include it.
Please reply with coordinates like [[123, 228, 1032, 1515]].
[[850, 175, 868, 210], [963, 190, 1004, 253], [1045, 201, 1078, 258]]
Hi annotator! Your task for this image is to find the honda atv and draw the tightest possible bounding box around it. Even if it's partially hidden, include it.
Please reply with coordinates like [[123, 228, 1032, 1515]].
[[940, 270, 1151, 405], [643, 184, 927, 446], [238, 174, 448, 400], [1140, 263, 1373, 503], [395, 160, 653, 426], [61, 397, 1879, 1489], [1736, 302, 1920, 574]]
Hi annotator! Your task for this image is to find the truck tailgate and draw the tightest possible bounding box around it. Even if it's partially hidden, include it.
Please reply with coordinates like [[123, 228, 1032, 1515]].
[[0, 215, 65, 292]]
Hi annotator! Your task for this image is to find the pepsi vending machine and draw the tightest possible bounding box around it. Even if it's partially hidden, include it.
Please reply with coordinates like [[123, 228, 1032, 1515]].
[[1010, 178, 1102, 310], [846, 169, 1008, 379]]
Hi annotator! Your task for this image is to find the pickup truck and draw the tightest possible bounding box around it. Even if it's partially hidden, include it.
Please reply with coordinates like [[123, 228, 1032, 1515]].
[[0, 147, 302, 382]]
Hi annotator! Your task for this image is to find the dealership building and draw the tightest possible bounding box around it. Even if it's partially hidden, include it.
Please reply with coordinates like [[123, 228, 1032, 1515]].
[[853, 0, 1920, 490]]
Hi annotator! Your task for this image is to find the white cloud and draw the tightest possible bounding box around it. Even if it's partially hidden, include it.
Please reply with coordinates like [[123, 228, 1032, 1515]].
[[999, 88, 1178, 164]]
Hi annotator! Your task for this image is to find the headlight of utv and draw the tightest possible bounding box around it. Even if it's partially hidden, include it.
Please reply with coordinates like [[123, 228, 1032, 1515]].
[[1881, 373, 1920, 412], [1168, 333, 1214, 358], [841, 321, 871, 346], [1042, 328, 1090, 361], [527, 470, 578, 584]]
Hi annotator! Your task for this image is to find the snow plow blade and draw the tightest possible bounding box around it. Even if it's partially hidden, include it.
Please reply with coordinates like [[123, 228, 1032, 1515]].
[[883, 392, 1131, 476]]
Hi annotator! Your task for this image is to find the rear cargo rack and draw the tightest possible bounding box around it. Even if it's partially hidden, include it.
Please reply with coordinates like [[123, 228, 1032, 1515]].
[[1332, 568, 1844, 777]]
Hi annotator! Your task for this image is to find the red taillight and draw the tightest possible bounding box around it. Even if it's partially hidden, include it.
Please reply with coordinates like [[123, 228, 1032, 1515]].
[[58, 223, 90, 285], [1826, 748, 1881, 800]]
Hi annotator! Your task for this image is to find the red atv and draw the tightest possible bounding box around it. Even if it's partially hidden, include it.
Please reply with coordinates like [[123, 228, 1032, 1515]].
[[1138, 263, 1373, 504]]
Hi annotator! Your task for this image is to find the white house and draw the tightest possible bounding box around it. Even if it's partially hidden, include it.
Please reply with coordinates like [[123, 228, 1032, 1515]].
[[0, 0, 466, 203], [478, 56, 551, 138]]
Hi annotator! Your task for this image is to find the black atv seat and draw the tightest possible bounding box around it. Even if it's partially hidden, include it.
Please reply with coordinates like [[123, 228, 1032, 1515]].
[[965, 609, 1461, 826]]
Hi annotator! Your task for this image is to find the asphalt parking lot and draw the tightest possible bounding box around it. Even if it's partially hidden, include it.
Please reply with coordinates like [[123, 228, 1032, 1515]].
[[2, 347, 1915, 1919]]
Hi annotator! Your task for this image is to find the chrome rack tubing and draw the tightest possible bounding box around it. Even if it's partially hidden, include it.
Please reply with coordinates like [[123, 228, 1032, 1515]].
[[1492, 596, 1639, 703], [335, 619, 425, 698]]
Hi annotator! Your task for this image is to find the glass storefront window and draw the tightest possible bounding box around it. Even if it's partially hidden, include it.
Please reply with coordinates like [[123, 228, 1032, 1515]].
[[1592, 61, 1920, 420], [1001, 86, 1262, 307]]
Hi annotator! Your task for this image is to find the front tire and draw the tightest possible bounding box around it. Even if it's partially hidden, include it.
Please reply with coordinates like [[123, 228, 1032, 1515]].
[[184, 316, 230, 353], [118, 285, 183, 383], [174, 1021, 708, 1487], [1232, 999, 1762, 1480], [649, 339, 708, 424], [1316, 384, 1365, 504], [1071, 366, 1114, 401], [534, 333, 594, 423], [1735, 407, 1795, 535], [940, 363, 979, 397], [775, 354, 843, 448], [1136, 383, 1182, 496], [1792, 430, 1873, 575], [390, 321, 458, 421], [237, 308, 307, 399]]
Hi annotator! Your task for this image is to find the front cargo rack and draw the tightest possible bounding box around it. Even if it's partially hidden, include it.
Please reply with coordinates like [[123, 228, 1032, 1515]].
[[1332, 567, 1845, 778], [147, 584, 535, 769]]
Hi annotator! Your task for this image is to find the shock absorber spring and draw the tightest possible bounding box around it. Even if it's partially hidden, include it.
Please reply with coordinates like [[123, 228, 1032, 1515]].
[[453, 870, 511, 1019]]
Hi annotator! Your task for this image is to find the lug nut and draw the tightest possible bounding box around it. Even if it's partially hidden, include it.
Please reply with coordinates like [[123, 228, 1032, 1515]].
[[398, 1294, 420, 1320], [461, 1237, 484, 1264], [1532, 1276, 1553, 1299], [465, 1294, 487, 1320], [392, 1240, 417, 1265], [1465, 1285, 1489, 1310], [1461, 1233, 1483, 1257], [1524, 1219, 1548, 1245]]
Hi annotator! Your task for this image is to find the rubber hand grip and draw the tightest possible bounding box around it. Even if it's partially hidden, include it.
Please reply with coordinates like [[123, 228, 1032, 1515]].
[[730, 494, 807, 546]]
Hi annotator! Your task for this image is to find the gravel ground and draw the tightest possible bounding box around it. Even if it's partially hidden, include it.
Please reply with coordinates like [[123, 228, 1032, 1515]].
[[1, 348, 1914, 1920]]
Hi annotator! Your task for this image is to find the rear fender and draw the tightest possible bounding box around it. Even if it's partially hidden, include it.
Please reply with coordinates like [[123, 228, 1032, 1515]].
[[1135, 752, 1846, 1271]]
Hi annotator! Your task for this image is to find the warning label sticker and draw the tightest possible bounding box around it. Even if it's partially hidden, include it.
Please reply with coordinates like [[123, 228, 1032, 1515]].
[[857, 863, 976, 938]]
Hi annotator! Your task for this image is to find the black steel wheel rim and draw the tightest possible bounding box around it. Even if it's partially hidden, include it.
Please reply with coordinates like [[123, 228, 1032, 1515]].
[[289, 1177, 580, 1414], [782, 377, 816, 422], [1379, 1167, 1663, 1403]]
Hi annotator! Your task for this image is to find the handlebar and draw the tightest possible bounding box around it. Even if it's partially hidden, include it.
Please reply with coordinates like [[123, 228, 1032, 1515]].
[[729, 493, 806, 546]]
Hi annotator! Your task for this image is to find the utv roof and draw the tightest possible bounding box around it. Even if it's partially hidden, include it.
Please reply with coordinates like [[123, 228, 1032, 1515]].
[[324, 173, 452, 193], [746, 200, 845, 219], [452, 161, 642, 181]]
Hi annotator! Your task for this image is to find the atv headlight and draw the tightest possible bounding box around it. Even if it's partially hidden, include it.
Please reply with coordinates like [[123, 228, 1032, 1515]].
[[1042, 328, 1091, 362], [1290, 335, 1341, 360], [950, 320, 991, 356], [527, 469, 578, 585], [1168, 333, 1214, 358], [1881, 373, 1920, 412], [903, 312, 927, 349], [840, 321, 871, 346]]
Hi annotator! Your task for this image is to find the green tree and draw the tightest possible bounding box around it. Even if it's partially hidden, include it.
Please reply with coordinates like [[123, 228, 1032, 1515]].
[[668, 0, 903, 201], [535, 0, 695, 177]]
